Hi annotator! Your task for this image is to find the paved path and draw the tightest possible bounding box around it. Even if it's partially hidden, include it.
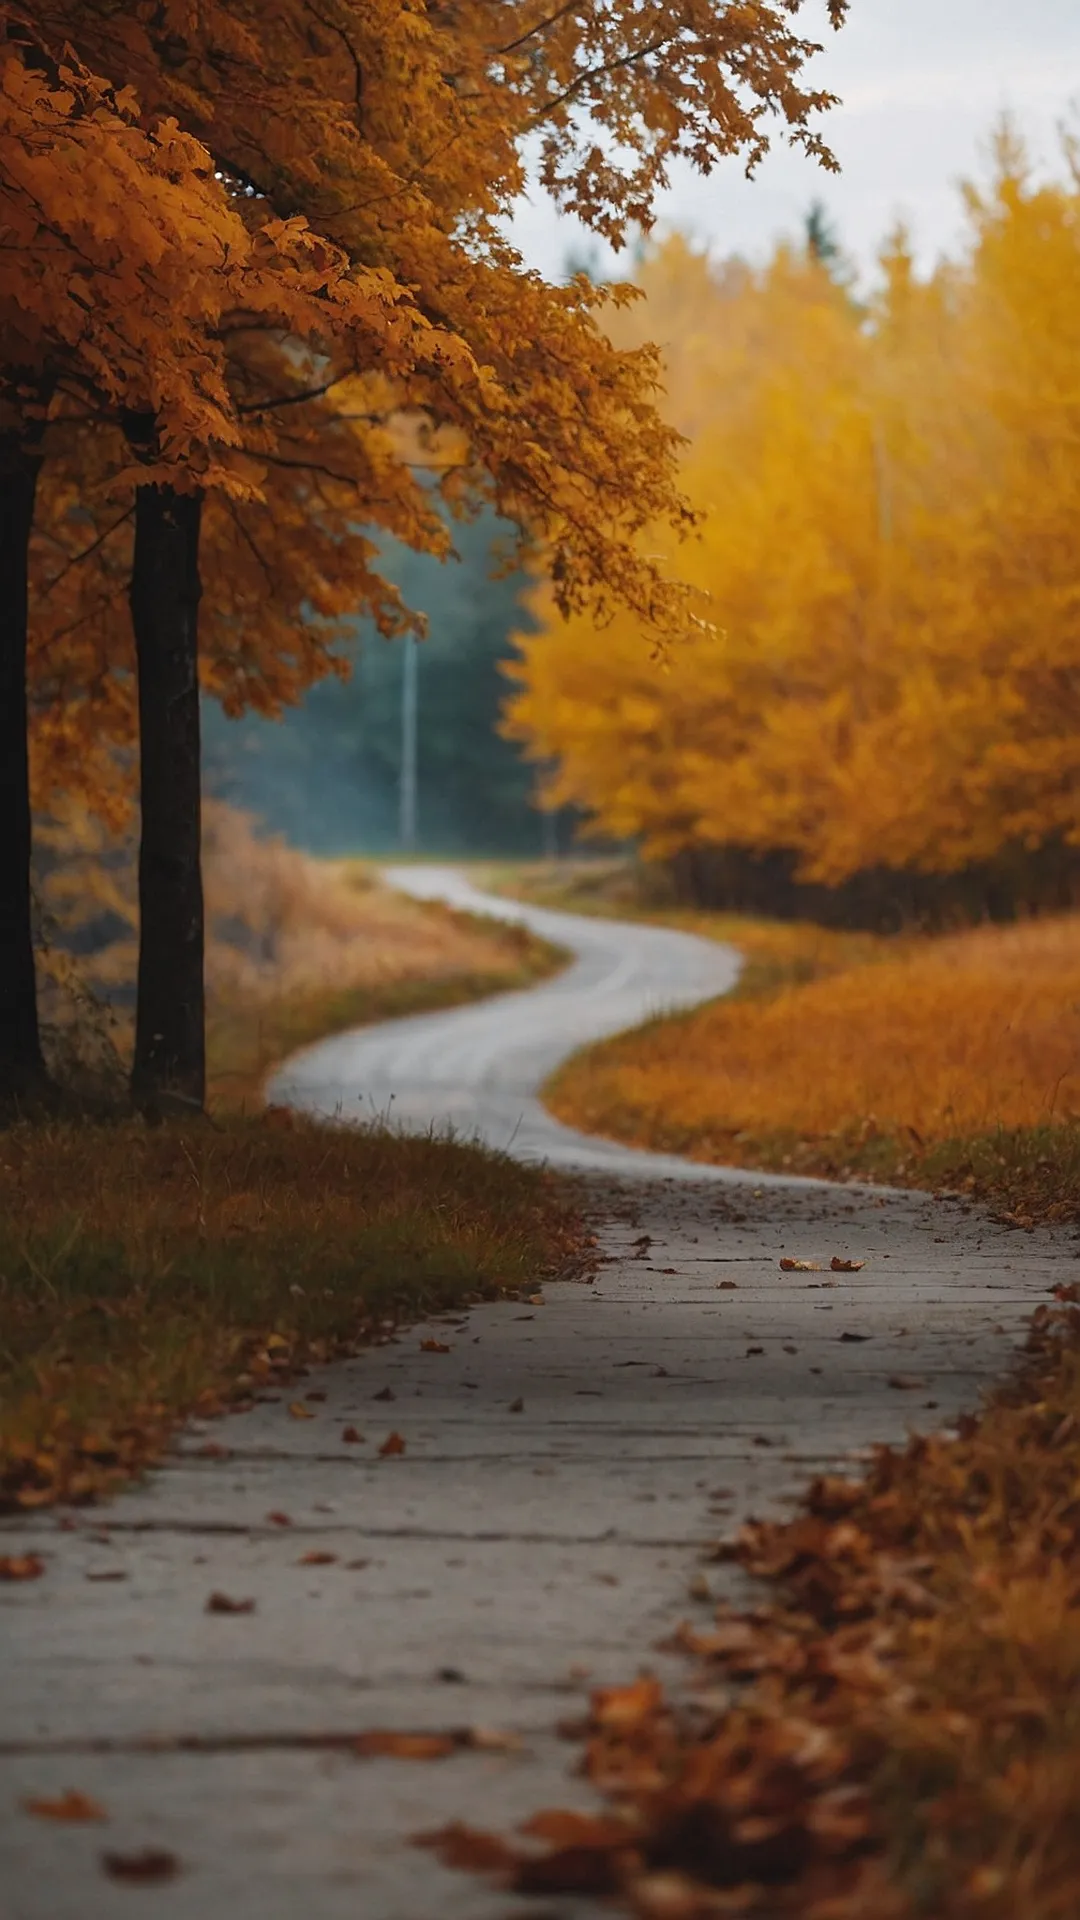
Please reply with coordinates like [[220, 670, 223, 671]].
[[1, 871, 1068, 1919]]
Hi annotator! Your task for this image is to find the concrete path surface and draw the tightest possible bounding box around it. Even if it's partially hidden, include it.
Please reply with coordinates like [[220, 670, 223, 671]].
[[1, 870, 1069, 1919]]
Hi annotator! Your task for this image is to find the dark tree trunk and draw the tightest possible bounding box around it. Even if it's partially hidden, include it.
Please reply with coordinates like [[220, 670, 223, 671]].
[[0, 387, 53, 1112], [128, 476, 206, 1116]]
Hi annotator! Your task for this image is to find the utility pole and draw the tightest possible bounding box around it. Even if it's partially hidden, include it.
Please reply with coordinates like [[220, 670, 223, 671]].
[[399, 633, 418, 850]]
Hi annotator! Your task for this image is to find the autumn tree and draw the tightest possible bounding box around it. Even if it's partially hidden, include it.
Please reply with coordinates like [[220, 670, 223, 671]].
[[10, 0, 850, 1107], [506, 128, 1080, 923]]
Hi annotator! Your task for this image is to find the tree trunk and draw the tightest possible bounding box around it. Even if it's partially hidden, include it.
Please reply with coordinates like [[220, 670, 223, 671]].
[[0, 391, 52, 1112], [128, 478, 206, 1116]]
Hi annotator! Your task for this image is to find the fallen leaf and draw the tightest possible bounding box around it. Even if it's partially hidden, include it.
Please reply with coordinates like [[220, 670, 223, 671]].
[[717, 1280, 739, 1290], [205, 1592, 255, 1614], [373, 1386, 396, 1402], [0, 1553, 45, 1581], [527, 1294, 545, 1306], [379, 1431, 406, 1456], [888, 1375, 925, 1391], [24, 1790, 106, 1822], [298, 1552, 337, 1566], [840, 1332, 871, 1343], [746, 1346, 765, 1356], [354, 1730, 456, 1759], [509, 1397, 524, 1412], [101, 1849, 179, 1883], [464, 1726, 522, 1752], [86, 1571, 127, 1582], [341, 1426, 364, 1443], [288, 1401, 315, 1420], [266, 1510, 292, 1527], [414, 1822, 517, 1873], [831, 1258, 866, 1272], [420, 1339, 451, 1353], [780, 1258, 821, 1271], [783, 1344, 798, 1354]]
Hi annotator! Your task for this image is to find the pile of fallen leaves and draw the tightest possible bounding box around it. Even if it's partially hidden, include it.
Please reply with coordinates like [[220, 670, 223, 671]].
[[423, 1288, 1080, 1918]]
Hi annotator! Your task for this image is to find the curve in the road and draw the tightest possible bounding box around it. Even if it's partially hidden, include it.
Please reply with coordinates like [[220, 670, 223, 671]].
[[267, 865, 816, 1184]]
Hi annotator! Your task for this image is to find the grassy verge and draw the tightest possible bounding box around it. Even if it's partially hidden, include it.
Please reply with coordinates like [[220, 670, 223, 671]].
[[0, 1115, 590, 1513], [491, 860, 1080, 1226], [206, 899, 563, 1110], [425, 1289, 1080, 1920], [8, 842, 575, 1513]]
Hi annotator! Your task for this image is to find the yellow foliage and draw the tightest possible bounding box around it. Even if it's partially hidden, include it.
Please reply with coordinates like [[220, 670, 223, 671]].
[[507, 129, 1080, 888]]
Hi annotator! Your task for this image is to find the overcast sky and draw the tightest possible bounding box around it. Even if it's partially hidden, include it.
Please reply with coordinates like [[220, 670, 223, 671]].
[[505, 0, 1080, 286]]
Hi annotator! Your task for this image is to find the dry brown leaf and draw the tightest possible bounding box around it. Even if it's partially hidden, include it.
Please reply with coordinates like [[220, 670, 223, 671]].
[[101, 1849, 179, 1883], [354, 1730, 456, 1759], [887, 1375, 925, 1391], [780, 1258, 821, 1272], [509, 1397, 524, 1412], [298, 1551, 337, 1566], [0, 1552, 45, 1580], [414, 1821, 517, 1873], [341, 1425, 364, 1443], [266, 1510, 292, 1526], [718, 1279, 739, 1289], [205, 1591, 255, 1614], [287, 1401, 315, 1419], [379, 1431, 406, 1456], [831, 1258, 867, 1272], [373, 1386, 396, 1402], [24, 1789, 106, 1822], [420, 1339, 451, 1352], [527, 1293, 545, 1306]]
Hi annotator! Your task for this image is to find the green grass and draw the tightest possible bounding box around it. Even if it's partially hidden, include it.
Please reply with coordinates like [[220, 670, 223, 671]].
[[0, 1114, 589, 1511]]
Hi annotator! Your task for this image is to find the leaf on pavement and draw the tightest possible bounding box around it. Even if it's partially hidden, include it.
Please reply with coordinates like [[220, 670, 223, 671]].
[[205, 1591, 255, 1614], [414, 1821, 518, 1873], [0, 1553, 45, 1580], [888, 1375, 925, 1391], [298, 1551, 336, 1565], [420, 1339, 451, 1352], [354, 1730, 456, 1759], [780, 1258, 821, 1271], [341, 1426, 364, 1442], [288, 1401, 315, 1419], [266, 1510, 292, 1526], [101, 1849, 179, 1883], [373, 1386, 396, 1401], [509, 1397, 524, 1412], [379, 1431, 406, 1456], [831, 1258, 866, 1272], [24, 1790, 106, 1822]]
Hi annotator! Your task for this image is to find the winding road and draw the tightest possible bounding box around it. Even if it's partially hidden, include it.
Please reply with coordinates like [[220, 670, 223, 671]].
[[2, 871, 1068, 1920], [268, 863, 752, 1175]]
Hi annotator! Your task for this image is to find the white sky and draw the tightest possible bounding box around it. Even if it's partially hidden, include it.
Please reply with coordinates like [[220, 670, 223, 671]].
[[505, 0, 1080, 286]]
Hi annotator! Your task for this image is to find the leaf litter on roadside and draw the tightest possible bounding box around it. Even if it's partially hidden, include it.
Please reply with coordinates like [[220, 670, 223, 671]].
[[423, 1293, 1080, 1920]]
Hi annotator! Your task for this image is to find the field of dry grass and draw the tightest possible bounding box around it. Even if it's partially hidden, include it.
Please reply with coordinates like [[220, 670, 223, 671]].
[[494, 860, 1080, 1222]]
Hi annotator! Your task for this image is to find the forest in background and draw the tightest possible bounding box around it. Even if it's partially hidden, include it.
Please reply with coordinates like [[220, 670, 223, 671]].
[[506, 129, 1080, 929], [201, 501, 552, 858]]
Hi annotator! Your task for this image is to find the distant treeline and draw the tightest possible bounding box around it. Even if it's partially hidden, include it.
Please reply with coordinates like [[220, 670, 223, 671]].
[[204, 507, 558, 859]]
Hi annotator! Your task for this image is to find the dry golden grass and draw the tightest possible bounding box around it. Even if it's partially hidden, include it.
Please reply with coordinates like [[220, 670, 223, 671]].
[[537, 893, 1080, 1214], [37, 807, 565, 1108]]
